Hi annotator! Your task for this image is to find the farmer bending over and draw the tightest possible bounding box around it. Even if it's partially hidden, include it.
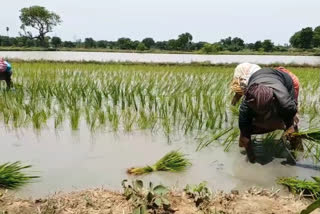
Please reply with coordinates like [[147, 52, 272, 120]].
[[230, 63, 299, 106], [0, 57, 13, 89], [236, 66, 301, 163]]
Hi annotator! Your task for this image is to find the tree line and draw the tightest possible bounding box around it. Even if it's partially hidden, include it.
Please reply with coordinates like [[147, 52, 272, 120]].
[[0, 5, 319, 53]]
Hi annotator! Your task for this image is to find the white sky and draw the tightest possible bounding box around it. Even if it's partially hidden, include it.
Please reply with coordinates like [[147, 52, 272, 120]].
[[1, 0, 319, 44]]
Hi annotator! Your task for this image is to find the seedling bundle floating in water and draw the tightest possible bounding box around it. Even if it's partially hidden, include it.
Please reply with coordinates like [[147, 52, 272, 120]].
[[0, 161, 39, 189], [127, 150, 191, 175]]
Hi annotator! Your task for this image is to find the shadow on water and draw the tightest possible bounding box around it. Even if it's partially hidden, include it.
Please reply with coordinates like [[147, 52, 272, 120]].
[[292, 163, 320, 172], [251, 139, 290, 165], [251, 139, 320, 171]]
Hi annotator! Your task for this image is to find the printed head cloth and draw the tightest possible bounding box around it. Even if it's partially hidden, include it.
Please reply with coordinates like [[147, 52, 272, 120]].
[[230, 63, 261, 95]]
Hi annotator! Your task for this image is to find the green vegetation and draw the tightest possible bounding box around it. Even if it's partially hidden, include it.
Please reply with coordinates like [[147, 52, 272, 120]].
[[278, 177, 320, 214], [0, 62, 319, 160], [290, 27, 320, 49], [122, 179, 173, 213], [293, 129, 320, 143], [277, 177, 320, 199], [127, 150, 191, 175], [184, 182, 212, 211], [0, 161, 39, 189], [301, 198, 320, 214], [19, 6, 62, 46], [1, 6, 319, 55]]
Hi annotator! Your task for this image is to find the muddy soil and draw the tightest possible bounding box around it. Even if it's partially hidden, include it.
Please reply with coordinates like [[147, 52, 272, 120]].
[[0, 188, 317, 214]]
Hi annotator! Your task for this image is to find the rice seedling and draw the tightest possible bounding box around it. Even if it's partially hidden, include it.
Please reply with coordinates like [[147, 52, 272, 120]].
[[1, 62, 319, 160], [292, 129, 320, 143], [122, 108, 136, 132], [0, 161, 39, 189], [196, 128, 233, 151], [127, 150, 191, 175], [289, 129, 320, 161], [277, 176, 320, 199]]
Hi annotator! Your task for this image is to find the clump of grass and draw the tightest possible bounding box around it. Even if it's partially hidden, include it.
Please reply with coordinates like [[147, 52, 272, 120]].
[[277, 176, 320, 199], [127, 150, 191, 175], [0, 161, 39, 189]]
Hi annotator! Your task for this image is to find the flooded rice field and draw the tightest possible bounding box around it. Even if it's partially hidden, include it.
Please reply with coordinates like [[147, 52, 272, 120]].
[[1, 124, 319, 198], [2, 51, 320, 65], [0, 62, 319, 198]]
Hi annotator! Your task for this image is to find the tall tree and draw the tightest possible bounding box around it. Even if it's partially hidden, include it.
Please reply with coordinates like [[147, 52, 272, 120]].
[[220, 37, 245, 51], [290, 27, 314, 49], [19, 6, 62, 47], [253, 41, 262, 51], [51, 36, 62, 48], [299, 27, 314, 49], [262, 39, 274, 52], [220, 37, 232, 48], [177, 32, 193, 50], [117, 38, 133, 49], [84, 38, 96, 48], [167, 39, 178, 50], [313, 26, 320, 48], [230, 37, 245, 51], [142, 38, 155, 49], [290, 31, 301, 48]]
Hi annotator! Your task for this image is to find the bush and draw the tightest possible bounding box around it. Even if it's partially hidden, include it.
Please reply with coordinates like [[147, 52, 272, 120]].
[[201, 43, 214, 54], [137, 43, 147, 51], [200, 43, 222, 54]]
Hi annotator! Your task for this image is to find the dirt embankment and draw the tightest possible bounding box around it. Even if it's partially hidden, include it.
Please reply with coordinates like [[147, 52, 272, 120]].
[[0, 188, 317, 214]]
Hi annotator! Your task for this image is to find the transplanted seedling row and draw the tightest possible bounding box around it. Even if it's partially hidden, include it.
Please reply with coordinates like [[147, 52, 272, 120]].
[[0, 62, 319, 160]]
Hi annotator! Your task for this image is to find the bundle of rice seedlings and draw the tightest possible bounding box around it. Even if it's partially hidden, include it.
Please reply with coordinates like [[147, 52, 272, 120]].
[[292, 129, 320, 143], [277, 176, 320, 199], [127, 150, 191, 175], [0, 161, 39, 189]]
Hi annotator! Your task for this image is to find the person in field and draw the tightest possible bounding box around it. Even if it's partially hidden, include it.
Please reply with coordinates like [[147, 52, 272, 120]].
[[0, 57, 13, 89], [231, 63, 301, 163]]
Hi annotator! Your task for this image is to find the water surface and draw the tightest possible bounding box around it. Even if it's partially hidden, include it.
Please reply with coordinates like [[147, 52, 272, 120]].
[[1, 51, 320, 65], [1, 122, 318, 198]]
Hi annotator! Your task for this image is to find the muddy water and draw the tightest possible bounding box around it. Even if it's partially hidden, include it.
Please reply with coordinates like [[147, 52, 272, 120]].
[[1, 121, 319, 199], [1, 51, 320, 66]]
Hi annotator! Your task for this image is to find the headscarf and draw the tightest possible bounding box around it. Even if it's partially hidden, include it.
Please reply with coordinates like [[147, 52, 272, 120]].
[[245, 83, 274, 112], [231, 63, 261, 95], [0, 57, 7, 73], [4, 61, 11, 73]]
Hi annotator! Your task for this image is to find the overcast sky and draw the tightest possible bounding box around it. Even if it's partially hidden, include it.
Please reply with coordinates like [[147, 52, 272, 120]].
[[1, 0, 319, 44]]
